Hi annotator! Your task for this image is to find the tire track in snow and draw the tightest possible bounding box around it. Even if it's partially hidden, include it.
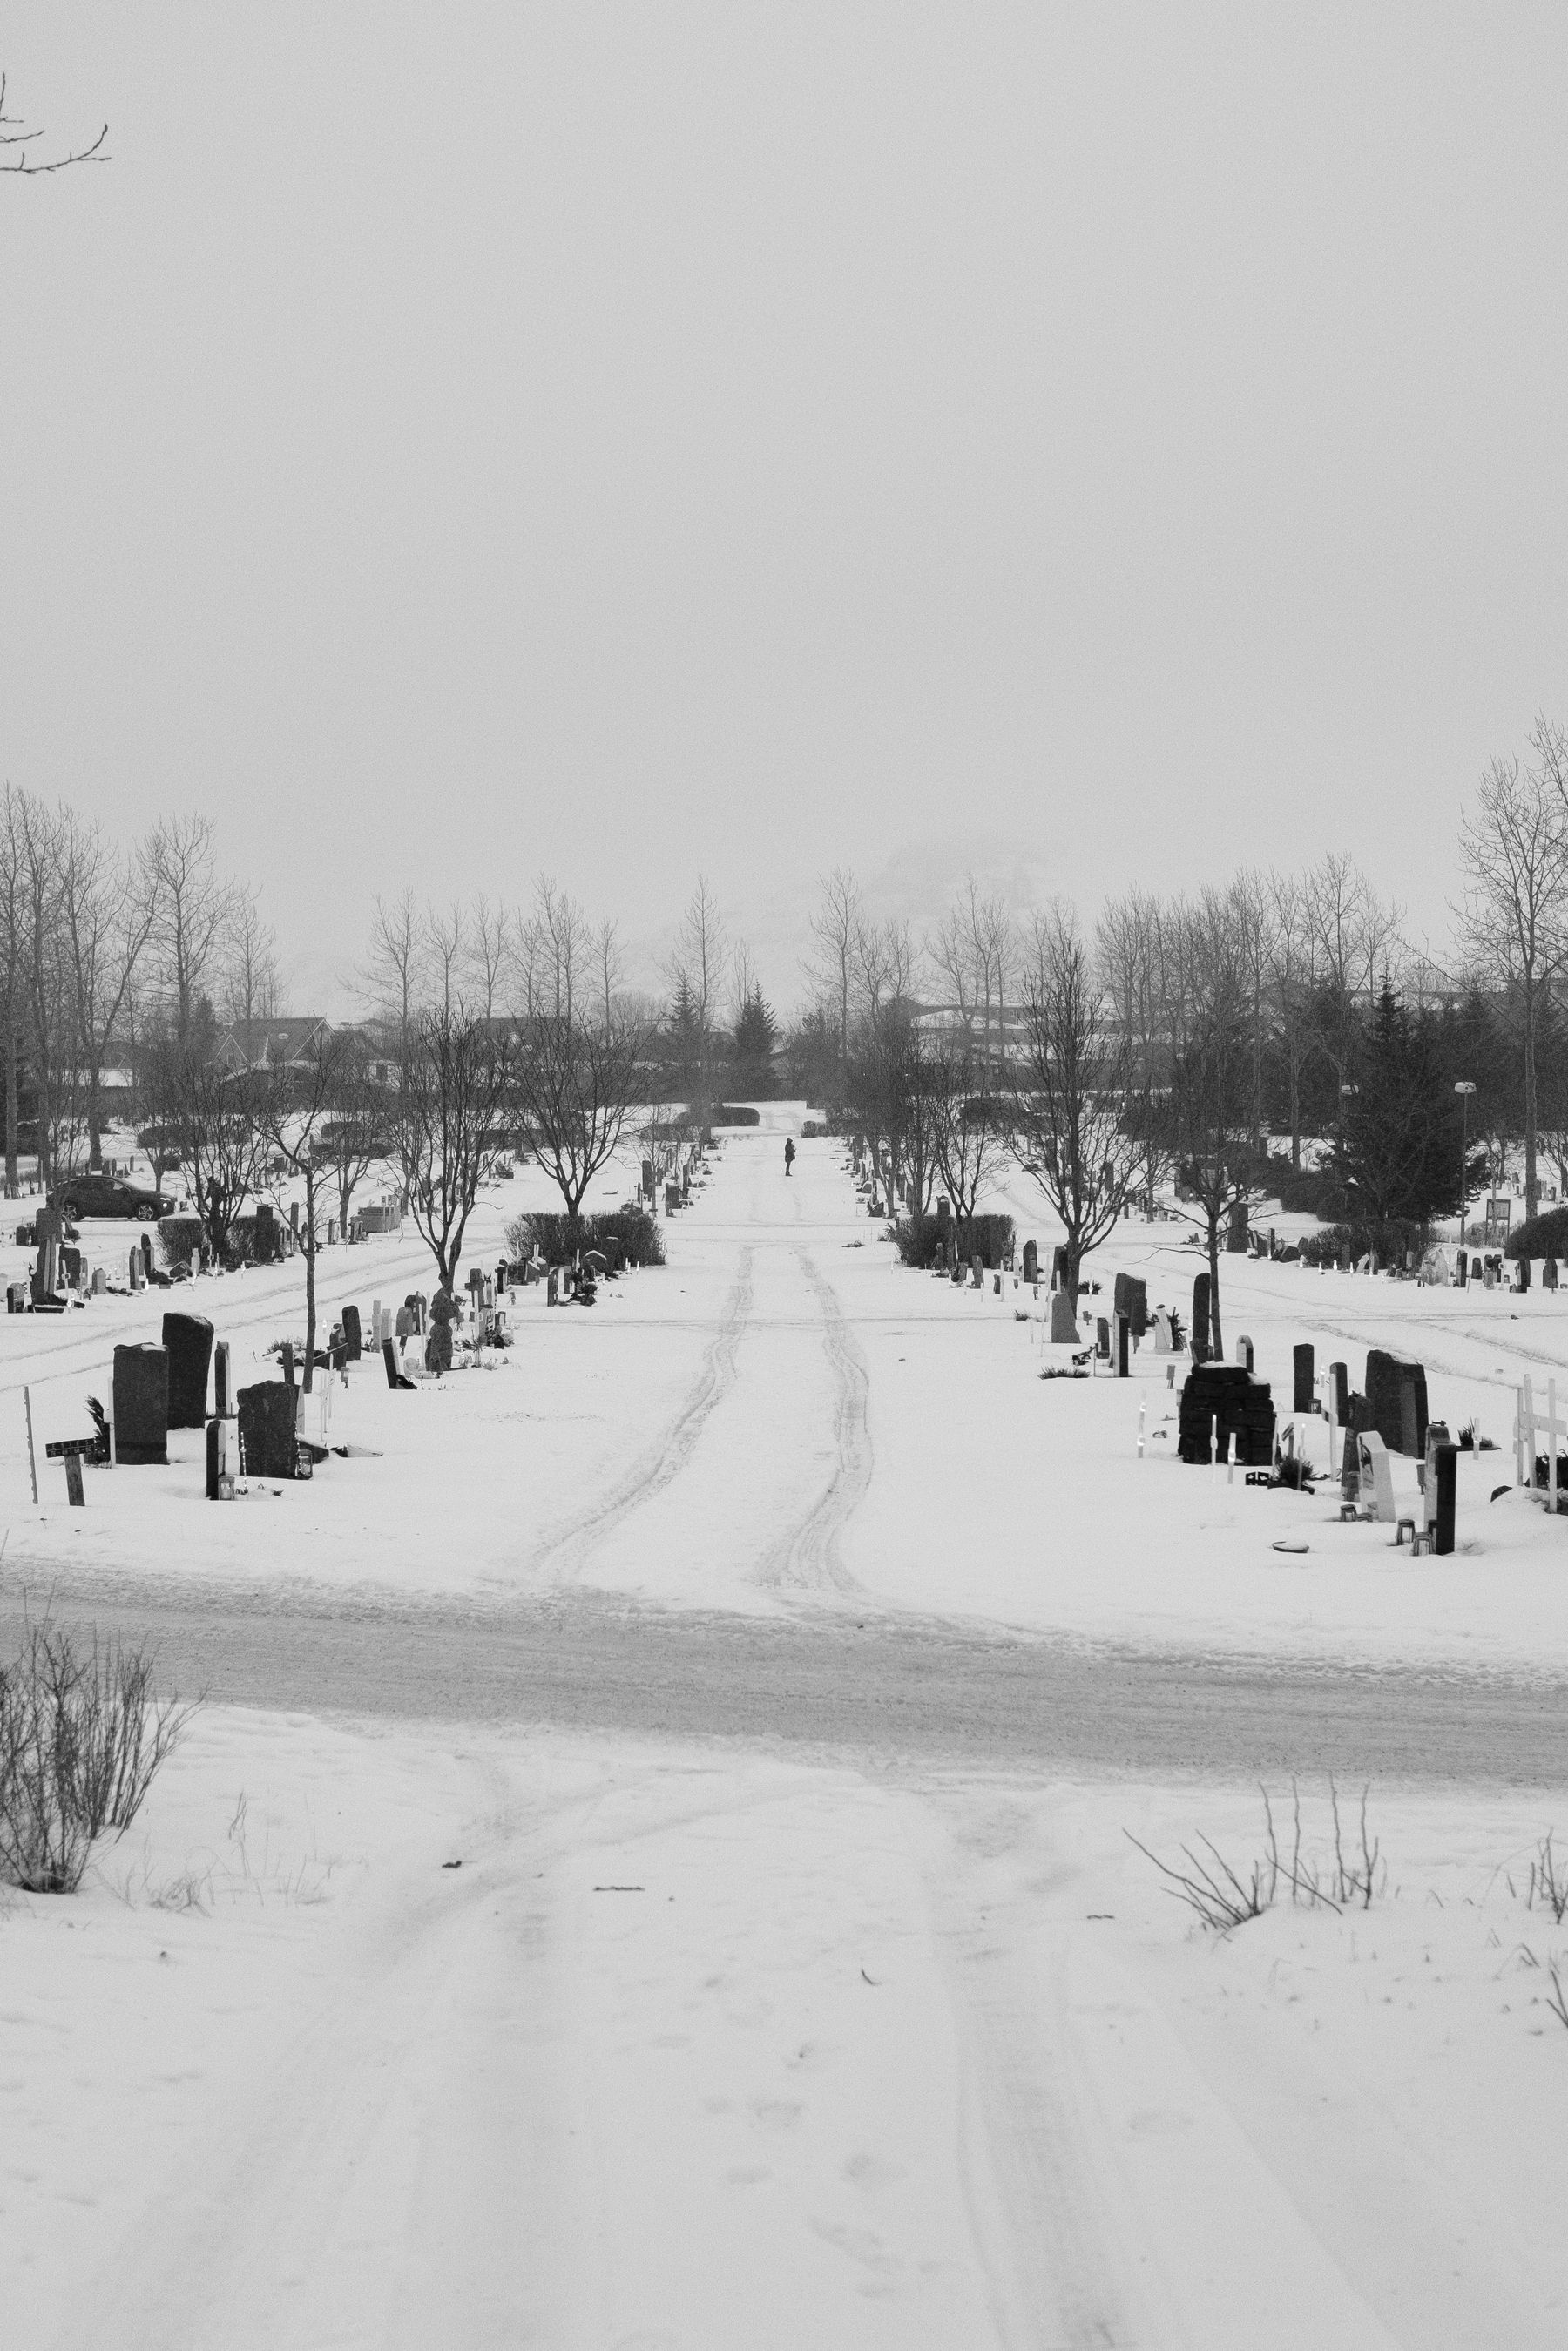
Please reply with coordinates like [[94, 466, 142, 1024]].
[[755, 1250, 871, 1593], [531, 1246, 754, 1581]]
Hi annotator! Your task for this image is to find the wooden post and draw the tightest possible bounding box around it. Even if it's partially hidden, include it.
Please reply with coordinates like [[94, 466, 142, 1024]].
[[1551, 1380, 1558, 1517], [64, 1451, 84, 1507], [24, 1385, 37, 1504]]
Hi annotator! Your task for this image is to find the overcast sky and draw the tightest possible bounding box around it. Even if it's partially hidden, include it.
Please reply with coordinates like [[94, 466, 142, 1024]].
[[4, 6, 1567, 1015]]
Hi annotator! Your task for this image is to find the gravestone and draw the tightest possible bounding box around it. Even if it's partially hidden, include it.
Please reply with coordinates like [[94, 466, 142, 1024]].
[[1051, 1245, 1069, 1293], [206, 1415, 228, 1500], [129, 1246, 144, 1291], [1178, 1364, 1276, 1466], [1365, 1348, 1428, 1456], [140, 1232, 153, 1278], [213, 1341, 233, 1418], [62, 1246, 82, 1290], [1022, 1239, 1038, 1285], [342, 1304, 362, 1361], [1431, 1442, 1457, 1555], [237, 1381, 299, 1480], [1227, 1202, 1249, 1254], [32, 1206, 59, 1305], [1293, 1342, 1315, 1414], [161, 1311, 213, 1429], [1096, 1315, 1110, 1358], [91, 1267, 106, 1295], [112, 1344, 169, 1465], [1545, 1257, 1559, 1291], [548, 1267, 561, 1307], [1049, 1291, 1079, 1343], [1235, 1334, 1254, 1374], [1112, 1272, 1148, 1337], [1116, 1314, 1130, 1376], [1191, 1273, 1212, 1364], [1518, 1256, 1531, 1294], [1329, 1360, 1348, 1424], [971, 1256, 983, 1290], [1456, 1249, 1468, 1287]]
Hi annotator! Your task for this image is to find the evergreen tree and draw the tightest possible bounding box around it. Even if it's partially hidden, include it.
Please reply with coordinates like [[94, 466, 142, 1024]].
[[731, 985, 779, 1097]]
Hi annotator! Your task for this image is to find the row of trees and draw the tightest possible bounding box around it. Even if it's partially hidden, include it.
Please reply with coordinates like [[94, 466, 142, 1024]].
[[0, 794, 284, 1192]]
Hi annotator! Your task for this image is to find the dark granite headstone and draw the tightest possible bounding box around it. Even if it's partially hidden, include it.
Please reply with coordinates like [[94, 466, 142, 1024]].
[[342, 1304, 362, 1361], [237, 1381, 299, 1480], [1293, 1342, 1315, 1414], [1365, 1348, 1427, 1456], [213, 1340, 233, 1417], [1022, 1239, 1038, 1285], [161, 1311, 213, 1429], [113, 1343, 168, 1465], [1432, 1442, 1457, 1555], [1192, 1273, 1212, 1364]]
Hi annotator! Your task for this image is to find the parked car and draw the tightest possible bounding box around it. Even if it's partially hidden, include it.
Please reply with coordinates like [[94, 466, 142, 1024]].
[[55, 1172, 177, 1222]]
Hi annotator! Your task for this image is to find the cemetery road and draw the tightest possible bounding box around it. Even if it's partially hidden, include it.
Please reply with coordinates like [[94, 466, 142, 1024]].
[[7, 1574, 1567, 1787]]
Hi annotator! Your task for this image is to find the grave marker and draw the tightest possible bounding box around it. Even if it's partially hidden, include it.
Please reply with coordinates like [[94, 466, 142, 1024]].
[[1293, 1342, 1315, 1414]]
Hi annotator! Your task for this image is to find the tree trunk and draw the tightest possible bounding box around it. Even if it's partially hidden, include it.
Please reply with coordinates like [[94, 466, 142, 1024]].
[[1524, 982, 1538, 1222], [302, 1204, 316, 1395], [1206, 1213, 1224, 1360]]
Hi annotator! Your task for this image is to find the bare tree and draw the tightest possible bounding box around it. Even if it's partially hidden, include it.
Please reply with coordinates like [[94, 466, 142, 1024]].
[[806, 868, 862, 1057], [222, 889, 280, 1034], [143, 1036, 263, 1265], [58, 813, 158, 1172], [511, 1009, 646, 1226], [534, 877, 589, 1025], [594, 916, 625, 1037], [466, 896, 510, 1023], [927, 1036, 1007, 1223], [1459, 739, 1568, 1222], [0, 789, 27, 1190], [400, 1008, 514, 1289], [0, 72, 108, 173], [1010, 904, 1140, 1305], [253, 1031, 377, 1390], [426, 902, 467, 1020], [362, 888, 426, 1132], [147, 814, 236, 1044], [1159, 891, 1255, 1359], [667, 875, 727, 1095]]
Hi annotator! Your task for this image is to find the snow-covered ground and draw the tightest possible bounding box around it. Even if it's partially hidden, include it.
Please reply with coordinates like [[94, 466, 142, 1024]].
[[6, 1118, 1568, 2347]]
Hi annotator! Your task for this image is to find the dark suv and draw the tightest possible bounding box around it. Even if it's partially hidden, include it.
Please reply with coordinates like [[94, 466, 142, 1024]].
[[56, 1172, 177, 1223]]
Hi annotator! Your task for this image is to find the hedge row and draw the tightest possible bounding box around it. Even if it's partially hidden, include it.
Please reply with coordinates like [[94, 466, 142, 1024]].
[[893, 1210, 1015, 1270], [508, 1206, 665, 1269]]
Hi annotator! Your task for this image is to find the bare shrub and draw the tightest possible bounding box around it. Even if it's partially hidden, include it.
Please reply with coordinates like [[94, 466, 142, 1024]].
[[1528, 1833, 1568, 1925], [1129, 1780, 1382, 1931], [0, 1620, 195, 1894]]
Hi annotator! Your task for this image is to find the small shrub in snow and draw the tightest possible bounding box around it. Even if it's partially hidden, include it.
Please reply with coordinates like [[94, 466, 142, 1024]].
[[1528, 1833, 1568, 1925], [1128, 1780, 1382, 1931], [0, 1621, 194, 1895]]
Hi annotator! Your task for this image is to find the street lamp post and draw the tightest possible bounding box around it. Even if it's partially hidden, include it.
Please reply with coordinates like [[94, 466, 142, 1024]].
[[1456, 1081, 1477, 1246]]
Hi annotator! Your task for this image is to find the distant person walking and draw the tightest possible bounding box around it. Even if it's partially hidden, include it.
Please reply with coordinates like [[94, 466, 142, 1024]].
[[784, 1138, 795, 1178]]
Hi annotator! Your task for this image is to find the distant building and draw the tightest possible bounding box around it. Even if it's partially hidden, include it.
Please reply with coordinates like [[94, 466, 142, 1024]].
[[213, 1017, 331, 1076]]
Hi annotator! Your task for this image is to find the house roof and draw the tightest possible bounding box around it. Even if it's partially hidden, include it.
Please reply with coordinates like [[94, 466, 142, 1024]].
[[216, 1017, 330, 1069]]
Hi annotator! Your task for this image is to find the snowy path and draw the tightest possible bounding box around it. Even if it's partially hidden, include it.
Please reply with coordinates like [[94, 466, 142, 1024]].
[[11, 1131, 1568, 2346], [8, 1581, 1568, 1786]]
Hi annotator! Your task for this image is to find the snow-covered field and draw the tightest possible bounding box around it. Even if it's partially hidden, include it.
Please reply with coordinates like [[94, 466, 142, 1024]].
[[6, 1116, 1568, 2347]]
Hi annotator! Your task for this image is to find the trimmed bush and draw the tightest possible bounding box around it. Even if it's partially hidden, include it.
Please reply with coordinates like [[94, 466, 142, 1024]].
[[1505, 1205, 1568, 1261], [711, 1105, 760, 1126], [1297, 1219, 1431, 1270], [156, 1215, 206, 1271], [894, 1211, 1015, 1270], [507, 1206, 665, 1269]]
